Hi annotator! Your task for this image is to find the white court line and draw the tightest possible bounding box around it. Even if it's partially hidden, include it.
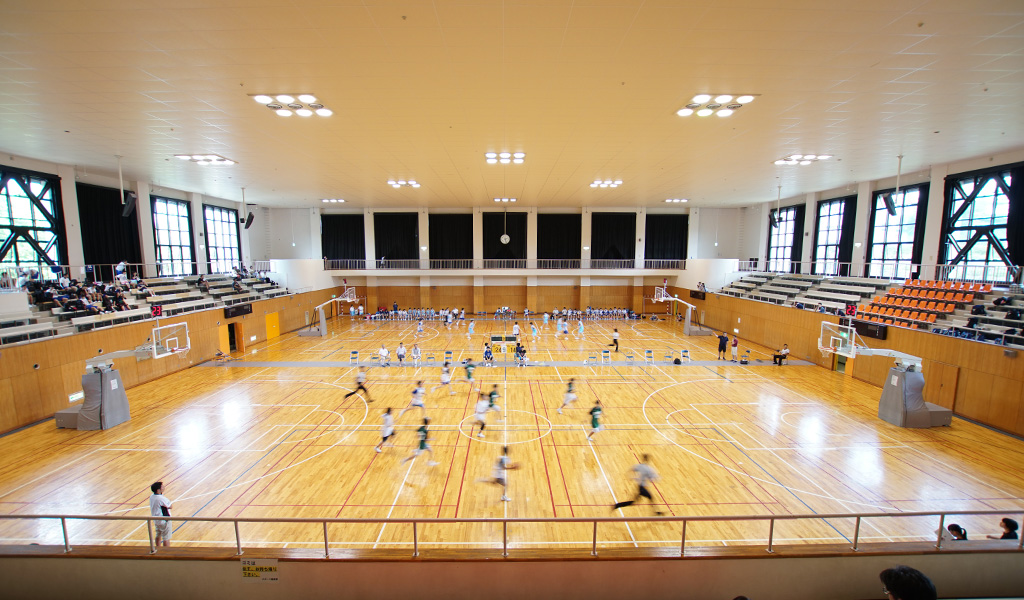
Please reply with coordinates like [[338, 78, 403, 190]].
[[373, 458, 417, 548], [585, 425, 638, 547]]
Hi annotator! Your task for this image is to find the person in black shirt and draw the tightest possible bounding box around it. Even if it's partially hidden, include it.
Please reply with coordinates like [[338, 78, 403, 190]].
[[987, 517, 1019, 539], [716, 332, 729, 359]]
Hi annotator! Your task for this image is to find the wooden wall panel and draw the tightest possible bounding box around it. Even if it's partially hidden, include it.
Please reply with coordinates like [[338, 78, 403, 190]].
[[590, 285, 632, 308], [431, 286, 474, 310], [536, 287, 577, 312], [375, 286, 420, 310], [483, 286, 526, 312]]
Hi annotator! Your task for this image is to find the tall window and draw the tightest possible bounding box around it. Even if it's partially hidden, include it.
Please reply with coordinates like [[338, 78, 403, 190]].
[[767, 206, 797, 272], [942, 170, 1012, 282], [814, 199, 845, 276], [867, 185, 927, 279], [0, 168, 64, 274], [203, 205, 240, 274], [152, 196, 194, 275]]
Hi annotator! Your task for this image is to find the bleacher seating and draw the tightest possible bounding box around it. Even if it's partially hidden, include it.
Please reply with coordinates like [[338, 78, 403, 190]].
[[71, 308, 152, 331], [0, 322, 59, 344]]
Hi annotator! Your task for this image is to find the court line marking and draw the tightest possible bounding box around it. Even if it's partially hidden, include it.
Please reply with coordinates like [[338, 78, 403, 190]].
[[585, 425, 638, 548], [373, 458, 417, 549]]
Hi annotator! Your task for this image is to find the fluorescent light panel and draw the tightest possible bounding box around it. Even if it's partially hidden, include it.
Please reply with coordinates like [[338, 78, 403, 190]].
[[678, 93, 757, 117], [250, 93, 332, 118], [173, 153, 236, 165]]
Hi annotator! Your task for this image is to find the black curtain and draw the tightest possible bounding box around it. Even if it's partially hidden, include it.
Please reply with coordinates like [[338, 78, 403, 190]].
[[591, 212, 635, 260], [429, 214, 473, 259], [483, 212, 526, 259], [790, 204, 806, 273], [837, 195, 858, 273], [644, 214, 688, 259], [373, 212, 418, 260], [321, 214, 365, 260], [76, 182, 141, 267], [537, 214, 581, 259], [1007, 165, 1024, 266]]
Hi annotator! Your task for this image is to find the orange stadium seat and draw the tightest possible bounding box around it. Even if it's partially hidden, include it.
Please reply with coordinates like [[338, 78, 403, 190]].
[[982, 284, 992, 293], [927, 313, 937, 323], [963, 293, 974, 303], [910, 311, 920, 321], [925, 301, 937, 311], [953, 293, 965, 303], [885, 319, 895, 325]]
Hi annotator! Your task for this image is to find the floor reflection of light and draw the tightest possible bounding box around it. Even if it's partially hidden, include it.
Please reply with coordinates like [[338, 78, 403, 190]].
[[220, 401, 250, 434], [176, 420, 208, 460], [846, 447, 883, 487], [797, 413, 823, 445]]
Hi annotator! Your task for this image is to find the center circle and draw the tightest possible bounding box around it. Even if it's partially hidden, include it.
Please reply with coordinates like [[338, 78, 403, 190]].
[[457, 409, 553, 445]]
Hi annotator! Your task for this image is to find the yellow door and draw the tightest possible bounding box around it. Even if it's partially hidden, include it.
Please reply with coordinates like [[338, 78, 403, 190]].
[[218, 324, 231, 354], [265, 312, 280, 339]]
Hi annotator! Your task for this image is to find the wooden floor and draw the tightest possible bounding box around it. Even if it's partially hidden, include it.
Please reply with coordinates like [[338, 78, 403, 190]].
[[1, 315, 1023, 553]]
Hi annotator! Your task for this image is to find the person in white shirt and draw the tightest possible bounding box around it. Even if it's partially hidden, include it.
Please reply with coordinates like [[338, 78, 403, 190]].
[[411, 344, 422, 367], [374, 408, 395, 453], [432, 362, 455, 395], [611, 455, 664, 516], [416, 319, 424, 337], [471, 393, 490, 439], [396, 342, 407, 366], [557, 379, 577, 414], [343, 368, 372, 402], [483, 446, 518, 502], [398, 382, 427, 419], [773, 344, 790, 365], [608, 328, 620, 352], [378, 344, 390, 367], [149, 481, 173, 546], [512, 321, 521, 338]]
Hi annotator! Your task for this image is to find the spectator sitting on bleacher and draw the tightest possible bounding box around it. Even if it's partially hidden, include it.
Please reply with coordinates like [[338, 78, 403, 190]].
[[137, 280, 154, 297], [197, 275, 209, 293], [232, 280, 244, 293], [993, 296, 1010, 306]]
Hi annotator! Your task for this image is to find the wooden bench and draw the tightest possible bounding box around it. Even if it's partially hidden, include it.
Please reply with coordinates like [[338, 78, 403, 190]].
[[0, 311, 37, 328], [758, 285, 799, 296], [222, 293, 259, 306], [805, 289, 861, 303], [71, 308, 151, 331], [819, 283, 875, 295], [0, 322, 58, 344], [145, 292, 203, 306], [161, 298, 219, 316]]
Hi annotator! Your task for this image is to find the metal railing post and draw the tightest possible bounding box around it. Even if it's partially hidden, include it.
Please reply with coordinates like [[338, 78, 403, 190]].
[[935, 514, 945, 549], [323, 522, 330, 558], [852, 516, 861, 551], [680, 520, 687, 557], [413, 522, 419, 557], [234, 520, 243, 555], [147, 520, 156, 554], [592, 521, 598, 556], [502, 521, 508, 557], [60, 517, 71, 553], [766, 518, 775, 553]]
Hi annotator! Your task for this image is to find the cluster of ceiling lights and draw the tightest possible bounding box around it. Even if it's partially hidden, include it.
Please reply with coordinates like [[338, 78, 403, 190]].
[[677, 94, 755, 117], [387, 180, 420, 188], [485, 152, 525, 164], [321, 198, 346, 203], [493, 198, 517, 203], [174, 154, 235, 166], [774, 154, 833, 166], [664, 198, 688, 203], [590, 179, 623, 188], [252, 94, 333, 117]]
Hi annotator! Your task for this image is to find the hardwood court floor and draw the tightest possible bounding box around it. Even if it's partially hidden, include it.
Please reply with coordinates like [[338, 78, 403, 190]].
[[1, 316, 1023, 553]]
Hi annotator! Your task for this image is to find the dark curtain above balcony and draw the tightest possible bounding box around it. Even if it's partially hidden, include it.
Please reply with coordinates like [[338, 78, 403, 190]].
[[537, 214, 581, 259], [76, 182, 141, 266], [483, 212, 526, 259], [429, 214, 473, 259], [591, 212, 635, 260], [321, 213, 365, 260], [373, 212, 418, 260], [644, 214, 687, 259], [1007, 165, 1024, 266]]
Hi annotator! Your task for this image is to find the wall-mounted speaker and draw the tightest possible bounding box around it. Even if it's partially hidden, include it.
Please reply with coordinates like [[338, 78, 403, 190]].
[[882, 193, 897, 216], [121, 191, 137, 217], [769, 211, 779, 228], [244, 212, 255, 229]]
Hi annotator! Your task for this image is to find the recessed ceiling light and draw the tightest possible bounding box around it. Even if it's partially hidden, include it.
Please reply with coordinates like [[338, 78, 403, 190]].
[[686, 103, 701, 109], [590, 183, 598, 188], [176, 153, 236, 166], [330, 199, 338, 202], [774, 154, 834, 166], [266, 103, 283, 110], [512, 158, 524, 164], [736, 95, 755, 104], [706, 103, 722, 110], [499, 152, 511, 159], [800, 160, 812, 165], [315, 108, 332, 117], [818, 155, 832, 160], [614, 180, 622, 185], [774, 160, 786, 165], [500, 158, 510, 164], [790, 154, 803, 160], [717, 109, 733, 117], [276, 109, 292, 117], [487, 158, 498, 164], [298, 94, 317, 103], [196, 160, 209, 165], [513, 152, 525, 159], [726, 103, 742, 109], [420, 246, 427, 251], [175, 155, 191, 160], [398, 180, 406, 185], [697, 108, 713, 117], [803, 154, 816, 160], [322, 199, 329, 203], [692, 94, 712, 103], [308, 103, 324, 110], [494, 198, 501, 202], [276, 94, 295, 104], [485, 152, 497, 159], [387, 180, 396, 185], [583, 246, 590, 251], [714, 94, 733, 103], [677, 108, 694, 116], [253, 95, 273, 104], [287, 102, 303, 110]]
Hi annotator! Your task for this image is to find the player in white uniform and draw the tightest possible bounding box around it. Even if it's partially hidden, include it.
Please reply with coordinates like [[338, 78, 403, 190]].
[[608, 328, 620, 352], [401, 417, 438, 466], [374, 407, 396, 453], [398, 381, 428, 419], [560, 318, 570, 338], [554, 317, 563, 339], [396, 342, 407, 366], [557, 378, 577, 414], [484, 446, 518, 502], [471, 393, 490, 438], [542, 312, 550, 329], [416, 319, 425, 337], [378, 344, 390, 367], [432, 362, 455, 395], [611, 454, 664, 515], [411, 343, 422, 367], [344, 368, 372, 402]]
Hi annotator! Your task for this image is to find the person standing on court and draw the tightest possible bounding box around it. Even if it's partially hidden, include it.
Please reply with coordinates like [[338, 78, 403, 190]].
[[717, 332, 729, 359], [608, 328, 620, 352], [611, 455, 664, 516], [149, 481, 173, 547], [731, 335, 739, 362]]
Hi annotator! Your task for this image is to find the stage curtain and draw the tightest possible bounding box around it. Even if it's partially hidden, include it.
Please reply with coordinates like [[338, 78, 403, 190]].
[[75, 182, 141, 268], [1005, 166, 1024, 266], [429, 214, 473, 259], [483, 212, 526, 259], [537, 214, 581, 259], [591, 212, 635, 260], [373, 212, 418, 260], [321, 214, 365, 260], [644, 214, 687, 259]]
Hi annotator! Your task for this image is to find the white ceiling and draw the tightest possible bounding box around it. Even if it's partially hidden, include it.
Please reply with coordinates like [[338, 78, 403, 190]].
[[1, 0, 1023, 209]]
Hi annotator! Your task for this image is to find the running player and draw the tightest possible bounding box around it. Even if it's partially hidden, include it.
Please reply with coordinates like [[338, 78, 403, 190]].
[[587, 399, 603, 440], [485, 446, 518, 502], [471, 393, 490, 439], [542, 311, 550, 330], [460, 358, 477, 389], [398, 380, 428, 419], [432, 362, 455, 395], [530, 321, 539, 343], [560, 318, 570, 339], [487, 384, 502, 420], [416, 319, 425, 338], [344, 367, 372, 402], [557, 378, 576, 414], [401, 417, 439, 466], [483, 343, 494, 367], [374, 407, 396, 453], [396, 342, 407, 366], [411, 343, 422, 367], [574, 319, 584, 339], [608, 328, 619, 352], [611, 454, 663, 515]]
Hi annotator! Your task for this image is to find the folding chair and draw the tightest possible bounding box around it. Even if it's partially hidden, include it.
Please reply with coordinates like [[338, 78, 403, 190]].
[[680, 349, 690, 362], [444, 350, 453, 364], [349, 350, 359, 364], [601, 349, 611, 364], [644, 349, 654, 364]]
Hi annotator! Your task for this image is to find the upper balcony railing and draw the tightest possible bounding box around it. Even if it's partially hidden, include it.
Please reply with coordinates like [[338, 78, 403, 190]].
[[737, 260, 1022, 286], [1, 261, 271, 293], [324, 258, 684, 271]]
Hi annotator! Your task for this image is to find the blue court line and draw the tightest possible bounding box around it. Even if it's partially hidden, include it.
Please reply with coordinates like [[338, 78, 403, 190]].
[[702, 365, 732, 383], [709, 425, 850, 542]]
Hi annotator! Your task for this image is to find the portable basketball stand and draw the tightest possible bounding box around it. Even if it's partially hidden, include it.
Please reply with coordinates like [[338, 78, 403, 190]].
[[652, 287, 712, 337], [299, 288, 358, 337]]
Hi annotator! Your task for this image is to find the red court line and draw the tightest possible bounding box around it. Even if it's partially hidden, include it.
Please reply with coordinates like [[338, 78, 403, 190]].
[[528, 380, 559, 517], [451, 380, 477, 518]]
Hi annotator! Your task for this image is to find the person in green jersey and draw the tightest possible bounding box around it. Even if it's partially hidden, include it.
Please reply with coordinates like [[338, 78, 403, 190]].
[[401, 417, 439, 466], [557, 378, 577, 414], [487, 384, 503, 420], [460, 358, 476, 389], [587, 399, 603, 440]]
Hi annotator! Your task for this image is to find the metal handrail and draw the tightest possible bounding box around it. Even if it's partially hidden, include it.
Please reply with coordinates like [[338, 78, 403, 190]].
[[737, 260, 1021, 285], [322, 258, 683, 271], [4, 508, 1019, 558]]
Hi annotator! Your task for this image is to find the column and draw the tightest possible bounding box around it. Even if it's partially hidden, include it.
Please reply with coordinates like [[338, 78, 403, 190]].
[[851, 180, 874, 275], [579, 275, 590, 308], [134, 181, 157, 277], [473, 274, 484, 313], [364, 208, 376, 270], [472, 208, 483, 268], [802, 192, 817, 271], [420, 275, 431, 306], [187, 192, 208, 274], [921, 163, 949, 276], [687, 208, 700, 259], [634, 208, 646, 268], [56, 165, 85, 276], [309, 207, 322, 261], [581, 208, 592, 268], [527, 207, 537, 264], [526, 275, 537, 310], [418, 209, 429, 269]]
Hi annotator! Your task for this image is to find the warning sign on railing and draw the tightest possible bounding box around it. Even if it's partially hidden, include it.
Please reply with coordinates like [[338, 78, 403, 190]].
[[241, 558, 279, 583]]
